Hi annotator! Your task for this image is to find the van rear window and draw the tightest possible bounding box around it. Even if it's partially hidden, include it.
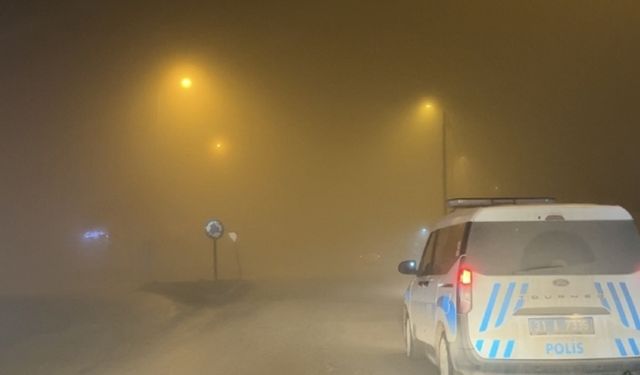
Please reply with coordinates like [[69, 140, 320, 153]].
[[465, 220, 640, 275]]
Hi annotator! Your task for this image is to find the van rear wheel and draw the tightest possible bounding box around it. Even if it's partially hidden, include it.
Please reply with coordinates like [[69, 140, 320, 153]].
[[404, 313, 425, 359], [438, 335, 453, 375]]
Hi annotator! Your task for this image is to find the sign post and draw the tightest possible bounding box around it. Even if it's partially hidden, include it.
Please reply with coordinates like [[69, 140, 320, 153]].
[[205, 219, 224, 280]]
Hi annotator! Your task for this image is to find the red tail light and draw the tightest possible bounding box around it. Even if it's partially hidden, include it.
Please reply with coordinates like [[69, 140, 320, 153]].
[[459, 268, 472, 285], [457, 266, 473, 314]]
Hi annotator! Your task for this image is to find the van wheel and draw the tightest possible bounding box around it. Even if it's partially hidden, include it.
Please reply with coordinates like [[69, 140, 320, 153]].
[[438, 334, 453, 375], [404, 313, 425, 359]]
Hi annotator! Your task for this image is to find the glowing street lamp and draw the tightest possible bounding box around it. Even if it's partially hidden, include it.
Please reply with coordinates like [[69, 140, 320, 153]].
[[210, 139, 227, 156], [180, 77, 192, 89]]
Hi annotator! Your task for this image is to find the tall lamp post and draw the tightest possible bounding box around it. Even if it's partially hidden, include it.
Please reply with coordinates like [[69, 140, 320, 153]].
[[424, 101, 448, 214], [441, 110, 448, 213]]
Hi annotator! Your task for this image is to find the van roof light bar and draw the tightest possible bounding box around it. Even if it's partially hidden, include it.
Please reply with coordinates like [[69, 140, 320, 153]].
[[447, 197, 556, 209]]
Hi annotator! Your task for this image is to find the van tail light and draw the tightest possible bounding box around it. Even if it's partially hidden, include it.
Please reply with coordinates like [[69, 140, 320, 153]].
[[457, 266, 473, 314], [460, 268, 472, 285]]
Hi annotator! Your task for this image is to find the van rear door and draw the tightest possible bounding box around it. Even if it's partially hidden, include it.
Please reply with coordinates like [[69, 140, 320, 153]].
[[463, 220, 640, 360]]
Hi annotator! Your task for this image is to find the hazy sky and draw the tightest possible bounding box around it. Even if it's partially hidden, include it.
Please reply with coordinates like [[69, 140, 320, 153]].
[[2, 1, 640, 285]]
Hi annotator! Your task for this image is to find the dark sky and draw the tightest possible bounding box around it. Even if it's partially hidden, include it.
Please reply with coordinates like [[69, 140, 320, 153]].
[[2, 1, 640, 286]]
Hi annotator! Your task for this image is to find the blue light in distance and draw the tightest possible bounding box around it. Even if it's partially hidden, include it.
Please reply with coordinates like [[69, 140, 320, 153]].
[[83, 230, 109, 240]]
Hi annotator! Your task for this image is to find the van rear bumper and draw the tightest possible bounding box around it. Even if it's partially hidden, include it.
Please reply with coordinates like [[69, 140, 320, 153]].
[[450, 347, 640, 375], [450, 319, 640, 374]]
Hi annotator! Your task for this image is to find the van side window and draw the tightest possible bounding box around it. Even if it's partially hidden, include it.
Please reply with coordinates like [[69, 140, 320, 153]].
[[432, 223, 467, 274], [417, 231, 438, 276]]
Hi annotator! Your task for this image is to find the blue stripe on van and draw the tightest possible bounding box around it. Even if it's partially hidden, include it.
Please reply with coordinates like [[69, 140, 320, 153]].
[[503, 340, 515, 359], [488, 340, 500, 359], [495, 282, 516, 327], [437, 295, 457, 335], [608, 282, 630, 327], [620, 282, 640, 330], [594, 282, 611, 310], [616, 338, 628, 357], [475, 339, 484, 353], [480, 283, 501, 332], [629, 338, 640, 356], [513, 283, 528, 313]]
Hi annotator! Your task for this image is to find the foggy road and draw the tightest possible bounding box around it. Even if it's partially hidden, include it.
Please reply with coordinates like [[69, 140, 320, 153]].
[[0, 279, 436, 375], [5, 2, 640, 374]]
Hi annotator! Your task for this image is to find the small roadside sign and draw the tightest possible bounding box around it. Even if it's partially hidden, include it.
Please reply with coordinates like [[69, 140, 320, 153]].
[[205, 219, 224, 239], [205, 219, 224, 280]]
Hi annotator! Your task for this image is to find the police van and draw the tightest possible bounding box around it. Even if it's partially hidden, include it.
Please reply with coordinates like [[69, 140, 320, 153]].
[[398, 198, 640, 374]]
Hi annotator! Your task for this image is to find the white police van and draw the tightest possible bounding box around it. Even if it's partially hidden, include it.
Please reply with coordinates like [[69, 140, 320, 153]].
[[399, 198, 640, 374]]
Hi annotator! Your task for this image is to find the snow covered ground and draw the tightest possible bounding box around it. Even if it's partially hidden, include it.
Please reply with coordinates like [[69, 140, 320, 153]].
[[0, 278, 435, 374]]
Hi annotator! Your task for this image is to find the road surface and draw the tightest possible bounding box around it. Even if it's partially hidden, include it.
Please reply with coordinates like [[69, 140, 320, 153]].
[[0, 279, 437, 374]]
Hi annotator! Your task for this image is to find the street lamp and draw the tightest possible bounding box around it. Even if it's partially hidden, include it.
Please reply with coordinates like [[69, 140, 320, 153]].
[[210, 139, 228, 156], [180, 77, 192, 89]]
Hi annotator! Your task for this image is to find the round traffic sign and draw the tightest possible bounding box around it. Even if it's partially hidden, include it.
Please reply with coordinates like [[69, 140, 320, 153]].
[[205, 219, 224, 239]]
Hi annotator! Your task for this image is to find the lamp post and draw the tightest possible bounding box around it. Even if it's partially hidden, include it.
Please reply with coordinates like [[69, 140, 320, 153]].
[[423, 101, 448, 214], [441, 110, 448, 213]]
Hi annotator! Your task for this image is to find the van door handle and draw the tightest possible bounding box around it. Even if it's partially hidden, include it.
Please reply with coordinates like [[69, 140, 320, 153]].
[[438, 283, 454, 288], [418, 279, 433, 287]]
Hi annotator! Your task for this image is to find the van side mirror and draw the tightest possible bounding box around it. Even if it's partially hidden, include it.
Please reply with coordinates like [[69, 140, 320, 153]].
[[398, 260, 418, 275]]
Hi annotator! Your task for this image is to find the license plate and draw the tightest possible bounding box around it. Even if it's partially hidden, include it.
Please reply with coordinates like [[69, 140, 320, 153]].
[[528, 317, 594, 335]]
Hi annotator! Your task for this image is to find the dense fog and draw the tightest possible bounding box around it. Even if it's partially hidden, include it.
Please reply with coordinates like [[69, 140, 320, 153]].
[[2, 1, 640, 289]]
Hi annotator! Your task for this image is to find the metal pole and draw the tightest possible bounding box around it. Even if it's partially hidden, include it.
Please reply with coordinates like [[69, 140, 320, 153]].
[[212, 239, 218, 280], [442, 110, 448, 214]]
